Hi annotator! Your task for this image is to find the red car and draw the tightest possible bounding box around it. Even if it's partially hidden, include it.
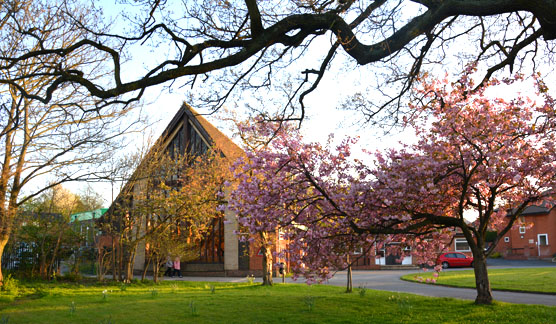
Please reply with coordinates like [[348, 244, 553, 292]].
[[437, 252, 474, 269]]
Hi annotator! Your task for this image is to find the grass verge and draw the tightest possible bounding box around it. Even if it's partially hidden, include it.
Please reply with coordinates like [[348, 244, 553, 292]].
[[401, 267, 556, 294], [0, 280, 555, 323]]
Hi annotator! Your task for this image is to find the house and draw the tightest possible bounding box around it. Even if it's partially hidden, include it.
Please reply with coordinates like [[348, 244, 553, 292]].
[[70, 208, 108, 247], [102, 103, 287, 276], [350, 198, 556, 268], [350, 243, 416, 270], [495, 202, 556, 259], [350, 229, 476, 270]]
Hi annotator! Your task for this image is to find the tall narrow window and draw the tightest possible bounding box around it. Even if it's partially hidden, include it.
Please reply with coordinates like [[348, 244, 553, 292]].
[[538, 234, 548, 246]]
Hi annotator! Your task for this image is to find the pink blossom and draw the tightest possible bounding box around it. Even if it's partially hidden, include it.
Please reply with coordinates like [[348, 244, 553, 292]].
[[227, 70, 556, 285]]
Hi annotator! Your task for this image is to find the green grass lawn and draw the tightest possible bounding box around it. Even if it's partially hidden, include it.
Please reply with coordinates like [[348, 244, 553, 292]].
[[0, 279, 555, 323], [402, 267, 556, 294]]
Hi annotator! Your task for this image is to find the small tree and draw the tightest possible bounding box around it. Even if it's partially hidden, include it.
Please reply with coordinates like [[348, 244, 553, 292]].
[[138, 151, 231, 282], [101, 144, 232, 282], [228, 118, 433, 286], [228, 117, 299, 286], [13, 185, 85, 279]]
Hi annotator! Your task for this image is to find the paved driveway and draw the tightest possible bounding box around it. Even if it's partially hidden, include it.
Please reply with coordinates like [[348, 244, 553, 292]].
[[321, 259, 556, 306], [172, 259, 556, 306], [323, 270, 555, 306]]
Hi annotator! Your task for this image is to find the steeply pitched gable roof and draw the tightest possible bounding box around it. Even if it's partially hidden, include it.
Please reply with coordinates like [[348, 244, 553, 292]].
[[103, 102, 243, 219], [183, 103, 243, 160], [156, 102, 242, 160]]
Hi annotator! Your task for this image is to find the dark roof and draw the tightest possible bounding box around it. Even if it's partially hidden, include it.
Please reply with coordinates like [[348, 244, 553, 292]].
[[184, 104, 243, 160], [19, 211, 64, 222], [156, 102, 242, 160], [508, 200, 554, 217], [520, 205, 551, 216]]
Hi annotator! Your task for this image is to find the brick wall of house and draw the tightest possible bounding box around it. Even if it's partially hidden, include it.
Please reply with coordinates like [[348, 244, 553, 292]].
[[495, 211, 556, 259]]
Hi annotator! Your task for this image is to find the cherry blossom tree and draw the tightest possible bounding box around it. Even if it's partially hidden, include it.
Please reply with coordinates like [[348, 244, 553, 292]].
[[371, 68, 556, 304], [228, 119, 449, 286], [228, 68, 556, 304]]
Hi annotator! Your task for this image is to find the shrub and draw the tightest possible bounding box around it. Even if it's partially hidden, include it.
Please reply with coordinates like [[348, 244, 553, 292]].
[[489, 252, 502, 259], [62, 272, 83, 282], [1, 274, 19, 295]]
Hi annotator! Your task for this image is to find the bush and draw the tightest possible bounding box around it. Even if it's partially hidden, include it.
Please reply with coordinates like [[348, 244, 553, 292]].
[[1, 274, 20, 295], [63, 272, 83, 282], [489, 252, 502, 259]]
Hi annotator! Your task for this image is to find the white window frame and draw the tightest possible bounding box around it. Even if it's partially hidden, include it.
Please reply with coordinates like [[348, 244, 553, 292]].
[[538, 234, 549, 246], [504, 237, 510, 243], [519, 226, 526, 234], [454, 238, 471, 252]]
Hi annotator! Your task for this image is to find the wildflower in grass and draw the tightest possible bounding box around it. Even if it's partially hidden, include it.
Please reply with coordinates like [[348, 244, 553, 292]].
[[358, 285, 367, 297], [69, 301, 76, 315]]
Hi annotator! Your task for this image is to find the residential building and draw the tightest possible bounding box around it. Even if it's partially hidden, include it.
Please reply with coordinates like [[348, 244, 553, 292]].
[[495, 202, 556, 259]]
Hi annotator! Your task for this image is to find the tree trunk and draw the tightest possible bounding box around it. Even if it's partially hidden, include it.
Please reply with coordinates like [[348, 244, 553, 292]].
[[261, 245, 273, 286], [142, 253, 151, 281], [111, 236, 117, 281], [346, 264, 353, 293], [153, 255, 160, 284], [472, 253, 493, 305], [97, 246, 104, 282], [47, 231, 63, 279], [123, 243, 137, 283], [118, 239, 124, 281], [0, 231, 9, 284], [124, 258, 133, 283], [39, 247, 48, 280]]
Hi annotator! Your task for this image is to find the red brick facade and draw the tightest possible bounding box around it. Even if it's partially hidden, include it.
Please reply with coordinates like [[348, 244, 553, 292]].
[[495, 207, 556, 259]]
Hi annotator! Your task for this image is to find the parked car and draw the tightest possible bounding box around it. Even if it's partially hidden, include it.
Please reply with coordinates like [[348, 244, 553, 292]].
[[437, 252, 474, 269]]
